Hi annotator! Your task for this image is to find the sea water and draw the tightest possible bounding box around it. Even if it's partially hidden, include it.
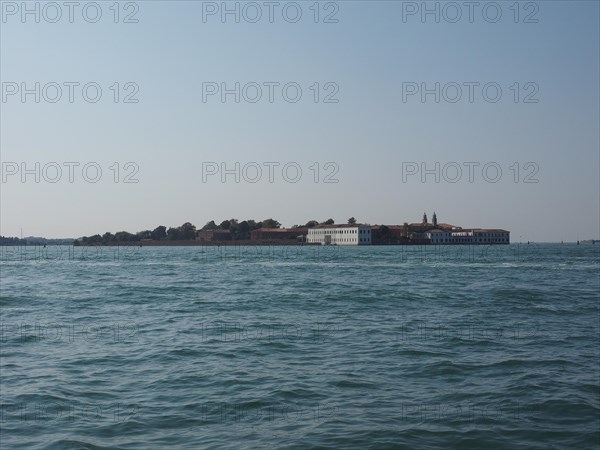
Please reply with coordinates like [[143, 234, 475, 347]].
[[1, 244, 598, 449]]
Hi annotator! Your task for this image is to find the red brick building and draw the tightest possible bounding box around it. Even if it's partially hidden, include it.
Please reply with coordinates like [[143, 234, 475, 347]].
[[250, 228, 308, 241], [196, 230, 232, 242]]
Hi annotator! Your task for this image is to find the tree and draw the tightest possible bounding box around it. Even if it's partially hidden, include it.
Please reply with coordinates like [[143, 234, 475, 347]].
[[83, 234, 102, 244], [202, 220, 218, 231], [102, 232, 115, 243], [233, 221, 250, 240], [115, 231, 137, 242], [137, 230, 152, 240], [167, 227, 181, 240], [261, 218, 281, 229], [371, 225, 392, 244], [151, 226, 167, 240], [0, 236, 25, 245], [348, 217, 357, 225], [305, 220, 319, 228], [219, 220, 231, 230], [321, 218, 334, 225], [228, 219, 239, 236], [402, 223, 409, 238], [179, 222, 197, 240]]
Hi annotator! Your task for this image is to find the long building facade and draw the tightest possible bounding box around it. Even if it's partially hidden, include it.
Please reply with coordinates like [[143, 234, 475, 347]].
[[426, 228, 509, 244], [306, 213, 509, 246], [406, 212, 509, 245], [307, 224, 372, 245], [250, 228, 307, 241]]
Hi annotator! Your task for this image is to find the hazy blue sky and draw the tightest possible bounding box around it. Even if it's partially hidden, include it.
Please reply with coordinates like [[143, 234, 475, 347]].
[[1, 1, 598, 241]]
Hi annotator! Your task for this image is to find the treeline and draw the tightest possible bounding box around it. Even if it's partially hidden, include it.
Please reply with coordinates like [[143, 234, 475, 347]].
[[0, 236, 75, 245], [74, 218, 341, 245], [0, 236, 26, 245]]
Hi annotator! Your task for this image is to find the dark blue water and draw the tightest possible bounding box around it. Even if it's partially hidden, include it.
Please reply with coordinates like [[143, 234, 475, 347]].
[[1, 244, 599, 449]]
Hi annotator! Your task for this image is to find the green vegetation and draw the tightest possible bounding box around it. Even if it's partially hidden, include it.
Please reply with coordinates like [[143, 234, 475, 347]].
[[4, 217, 363, 246], [0, 236, 27, 245], [0, 236, 74, 245], [73, 217, 351, 245]]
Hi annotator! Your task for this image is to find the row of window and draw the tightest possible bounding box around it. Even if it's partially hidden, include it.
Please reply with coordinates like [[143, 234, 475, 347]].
[[308, 229, 371, 235], [432, 237, 509, 243], [432, 234, 508, 239], [306, 237, 371, 243]]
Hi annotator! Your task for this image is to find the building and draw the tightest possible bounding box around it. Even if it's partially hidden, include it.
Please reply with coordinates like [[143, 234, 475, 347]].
[[427, 228, 510, 244], [402, 212, 510, 245], [191, 213, 507, 246], [371, 225, 411, 244], [250, 228, 307, 241], [196, 229, 232, 242], [425, 229, 452, 244], [306, 224, 372, 245], [307, 214, 508, 246]]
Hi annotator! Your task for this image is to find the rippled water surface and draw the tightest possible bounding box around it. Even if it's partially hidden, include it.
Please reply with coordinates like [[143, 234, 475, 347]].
[[1, 244, 599, 449]]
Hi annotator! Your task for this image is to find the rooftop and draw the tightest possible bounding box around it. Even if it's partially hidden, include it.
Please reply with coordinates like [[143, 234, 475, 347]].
[[254, 227, 307, 233], [312, 223, 369, 229]]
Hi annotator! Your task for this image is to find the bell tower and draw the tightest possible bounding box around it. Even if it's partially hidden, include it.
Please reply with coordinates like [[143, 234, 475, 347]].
[[432, 212, 438, 227], [422, 212, 428, 225]]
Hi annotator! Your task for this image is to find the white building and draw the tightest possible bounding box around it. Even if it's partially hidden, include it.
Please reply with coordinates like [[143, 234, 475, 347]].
[[307, 224, 372, 245], [427, 228, 510, 244], [426, 229, 452, 244]]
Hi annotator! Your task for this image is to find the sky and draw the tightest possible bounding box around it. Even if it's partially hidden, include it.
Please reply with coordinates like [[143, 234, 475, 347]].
[[1, 0, 599, 242]]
